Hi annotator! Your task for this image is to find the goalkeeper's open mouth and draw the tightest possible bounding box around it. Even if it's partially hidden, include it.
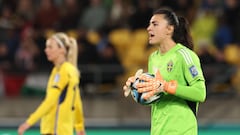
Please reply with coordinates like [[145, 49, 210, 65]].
[[149, 33, 155, 41]]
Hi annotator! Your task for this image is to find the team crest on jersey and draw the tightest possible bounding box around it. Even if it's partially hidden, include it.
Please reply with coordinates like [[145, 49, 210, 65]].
[[189, 65, 198, 77], [54, 73, 60, 83], [167, 60, 173, 72]]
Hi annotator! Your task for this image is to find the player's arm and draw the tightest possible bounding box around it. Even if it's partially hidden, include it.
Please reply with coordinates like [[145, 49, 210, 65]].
[[18, 70, 66, 135], [137, 70, 206, 102], [138, 51, 206, 102], [26, 69, 69, 126], [160, 50, 206, 102], [174, 52, 206, 102], [172, 79, 206, 102], [26, 88, 61, 125], [74, 87, 86, 134]]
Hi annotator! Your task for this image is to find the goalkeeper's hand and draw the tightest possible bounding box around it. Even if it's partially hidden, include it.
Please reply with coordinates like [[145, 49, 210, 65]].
[[123, 69, 143, 97], [136, 70, 178, 100]]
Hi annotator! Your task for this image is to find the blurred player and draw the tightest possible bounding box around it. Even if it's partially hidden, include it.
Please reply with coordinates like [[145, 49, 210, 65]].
[[123, 8, 206, 135], [18, 33, 86, 135]]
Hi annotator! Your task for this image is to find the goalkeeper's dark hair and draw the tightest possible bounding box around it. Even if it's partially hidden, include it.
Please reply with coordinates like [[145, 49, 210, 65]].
[[153, 8, 194, 50]]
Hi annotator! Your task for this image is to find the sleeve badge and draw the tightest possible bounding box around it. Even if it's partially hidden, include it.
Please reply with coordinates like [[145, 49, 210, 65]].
[[54, 73, 60, 83], [189, 65, 198, 77]]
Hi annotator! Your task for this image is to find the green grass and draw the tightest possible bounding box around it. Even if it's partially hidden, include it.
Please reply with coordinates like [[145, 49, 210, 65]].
[[0, 128, 240, 135]]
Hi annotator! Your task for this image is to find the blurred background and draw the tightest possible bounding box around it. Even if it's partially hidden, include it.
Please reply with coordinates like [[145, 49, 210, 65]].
[[0, 0, 240, 134]]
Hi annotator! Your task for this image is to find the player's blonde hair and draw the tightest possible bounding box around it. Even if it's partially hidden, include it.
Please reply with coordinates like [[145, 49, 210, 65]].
[[51, 32, 78, 67], [67, 37, 78, 67], [51, 32, 69, 49]]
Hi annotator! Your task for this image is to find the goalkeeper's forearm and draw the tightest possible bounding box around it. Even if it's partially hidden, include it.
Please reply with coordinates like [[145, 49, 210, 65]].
[[169, 80, 206, 102]]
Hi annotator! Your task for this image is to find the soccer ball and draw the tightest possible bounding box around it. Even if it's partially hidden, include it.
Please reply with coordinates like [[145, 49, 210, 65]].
[[130, 73, 163, 105]]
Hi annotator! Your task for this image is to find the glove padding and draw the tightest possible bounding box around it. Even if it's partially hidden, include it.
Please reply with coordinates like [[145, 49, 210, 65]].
[[123, 69, 143, 97], [136, 70, 177, 100]]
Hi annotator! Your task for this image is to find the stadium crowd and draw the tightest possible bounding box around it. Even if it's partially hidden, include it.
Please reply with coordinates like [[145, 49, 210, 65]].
[[0, 0, 240, 96]]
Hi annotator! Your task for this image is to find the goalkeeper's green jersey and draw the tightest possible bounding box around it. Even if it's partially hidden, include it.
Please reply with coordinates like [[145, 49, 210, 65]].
[[148, 43, 206, 135]]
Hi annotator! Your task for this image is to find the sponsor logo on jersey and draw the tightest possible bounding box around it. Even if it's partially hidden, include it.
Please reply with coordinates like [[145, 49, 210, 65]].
[[167, 60, 173, 72], [189, 65, 198, 77]]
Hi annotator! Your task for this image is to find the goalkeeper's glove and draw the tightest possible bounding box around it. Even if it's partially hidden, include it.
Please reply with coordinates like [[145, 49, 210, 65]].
[[136, 70, 177, 100], [123, 69, 143, 97]]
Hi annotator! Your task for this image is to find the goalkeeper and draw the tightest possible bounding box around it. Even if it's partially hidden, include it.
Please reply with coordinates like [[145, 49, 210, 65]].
[[123, 8, 206, 135]]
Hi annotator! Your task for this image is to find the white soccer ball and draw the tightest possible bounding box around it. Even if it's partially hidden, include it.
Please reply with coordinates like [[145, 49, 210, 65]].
[[130, 73, 163, 105]]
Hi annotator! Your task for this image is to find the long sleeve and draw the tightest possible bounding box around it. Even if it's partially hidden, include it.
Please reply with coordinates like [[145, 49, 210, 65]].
[[175, 79, 206, 102], [174, 47, 206, 103], [74, 87, 85, 131], [26, 88, 61, 125]]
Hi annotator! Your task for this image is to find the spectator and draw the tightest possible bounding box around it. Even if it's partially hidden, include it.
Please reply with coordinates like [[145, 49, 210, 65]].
[[108, 0, 132, 29], [78, 0, 107, 31], [16, 0, 35, 22], [77, 29, 99, 90], [223, 0, 240, 43], [214, 15, 233, 51], [14, 25, 40, 73], [191, 9, 217, 54], [129, 0, 153, 30], [0, 4, 20, 64], [0, 42, 11, 71], [58, 0, 83, 31], [96, 28, 124, 84], [33, 0, 60, 31]]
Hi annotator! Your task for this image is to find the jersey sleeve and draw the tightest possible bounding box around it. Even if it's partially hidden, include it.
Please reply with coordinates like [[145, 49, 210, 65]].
[[74, 87, 85, 131], [26, 67, 69, 125], [175, 49, 206, 102], [51, 67, 69, 92], [26, 88, 61, 125]]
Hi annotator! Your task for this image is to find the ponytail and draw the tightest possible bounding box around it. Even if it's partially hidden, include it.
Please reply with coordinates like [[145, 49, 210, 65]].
[[67, 37, 80, 76], [67, 37, 78, 67], [172, 16, 193, 50]]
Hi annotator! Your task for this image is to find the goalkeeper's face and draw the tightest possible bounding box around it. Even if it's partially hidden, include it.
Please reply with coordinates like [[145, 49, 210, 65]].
[[147, 14, 174, 45]]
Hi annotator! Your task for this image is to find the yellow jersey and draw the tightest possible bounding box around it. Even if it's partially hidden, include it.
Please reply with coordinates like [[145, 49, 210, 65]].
[[26, 62, 85, 135]]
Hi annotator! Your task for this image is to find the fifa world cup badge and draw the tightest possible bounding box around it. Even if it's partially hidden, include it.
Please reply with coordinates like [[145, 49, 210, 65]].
[[189, 65, 198, 77], [54, 73, 60, 83], [167, 60, 173, 72]]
